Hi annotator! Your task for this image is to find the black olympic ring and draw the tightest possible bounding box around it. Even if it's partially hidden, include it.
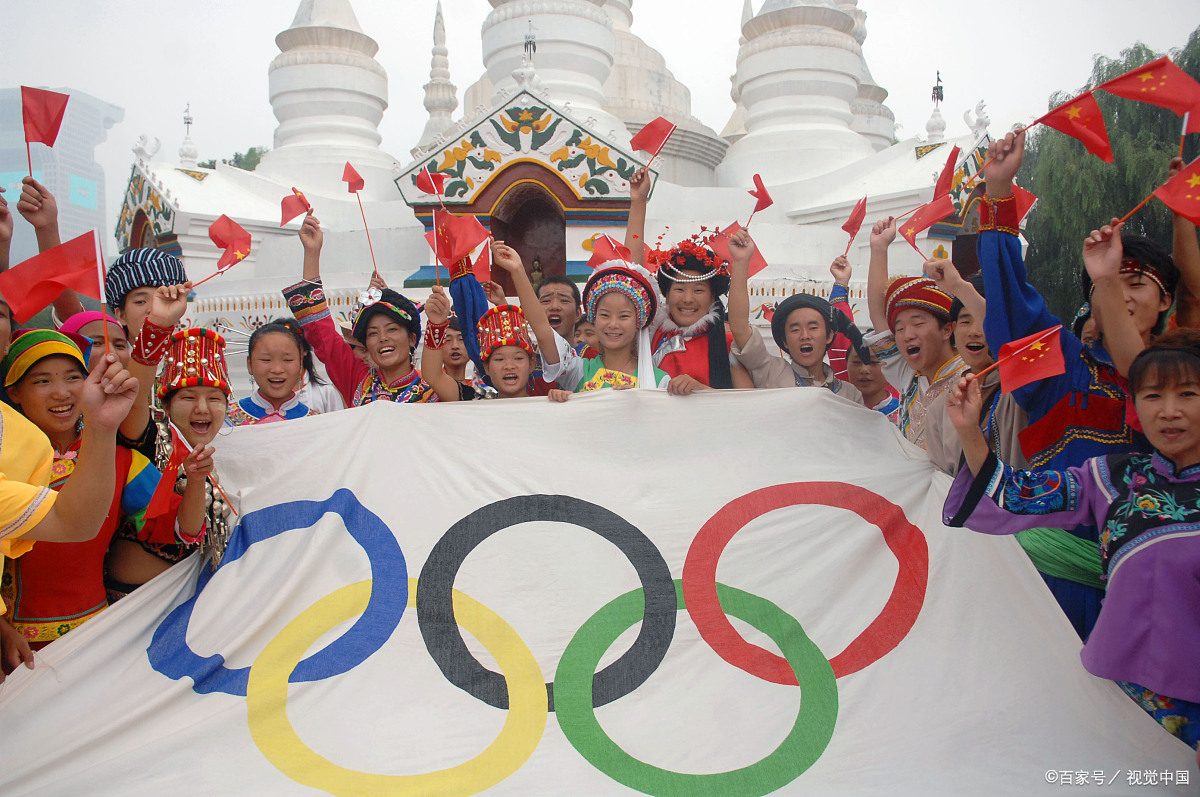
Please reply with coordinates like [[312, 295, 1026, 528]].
[[416, 494, 676, 711]]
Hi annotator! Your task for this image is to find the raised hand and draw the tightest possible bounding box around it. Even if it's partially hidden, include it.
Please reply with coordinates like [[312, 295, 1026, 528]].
[[0, 186, 11, 247], [727, 228, 755, 271], [425, 285, 452, 325], [82, 354, 139, 431], [148, 283, 193, 328], [829, 255, 852, 286], [1082, 218, 1124, 282], [299, 213, 323, 254], [945, 374, 984, 432], [491, 240, 523, 275], [985, 129, 1026, 192], [482, 281, 506, 306], [1168, 156, 1185, 180], [368, 272, 389, 292], [869, 217, 896, 250], [629, 165, 651, 204], [16, 176, 58, 232], [182, 444, 215, 480], [924, 256, 965, 295]]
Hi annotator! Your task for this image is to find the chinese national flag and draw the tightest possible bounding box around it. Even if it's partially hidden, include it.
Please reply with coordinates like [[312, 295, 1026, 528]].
[[280, 187, 311, 226], [587, 234, 633, 268], [1153, 157, 1200, 227], [996, 325, 1065, 394], [416, 167, 447, 197], [472, 243, 491, 282], [708, 221, 769, 277], [629, 117, 677, 158], [899, 194, 955, 250], [1100, 57, 1200, 133], [842, 196, 868, 238], [933, 145, 961, 198], [0, 231, 104, 323], [208, 215, 252, 271], [343, 162, 365, 193], [21, 86, 70, 147], [427, 210, 490, 267], [1036, 91, 1114, 163], [748, 174, 773, 213], [1013, 184, 1038, 223], [144, 430, 189, 522]]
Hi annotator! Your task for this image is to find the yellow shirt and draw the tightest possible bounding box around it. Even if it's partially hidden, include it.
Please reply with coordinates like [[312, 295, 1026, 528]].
[[0, 402, 56, 583]]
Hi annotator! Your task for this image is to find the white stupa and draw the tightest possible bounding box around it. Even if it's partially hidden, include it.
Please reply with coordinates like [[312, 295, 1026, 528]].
[[115, 0, 993, 369]]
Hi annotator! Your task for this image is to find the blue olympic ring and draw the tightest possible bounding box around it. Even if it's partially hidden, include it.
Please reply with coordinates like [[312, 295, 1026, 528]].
[[147, 489, 407, 696]]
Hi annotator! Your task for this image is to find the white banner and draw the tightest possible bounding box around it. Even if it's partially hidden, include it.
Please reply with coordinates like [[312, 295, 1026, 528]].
[[0, 389, 1193, 795]]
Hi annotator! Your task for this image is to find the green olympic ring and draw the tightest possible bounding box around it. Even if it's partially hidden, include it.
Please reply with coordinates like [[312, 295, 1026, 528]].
[[554, 579, 838, 796]]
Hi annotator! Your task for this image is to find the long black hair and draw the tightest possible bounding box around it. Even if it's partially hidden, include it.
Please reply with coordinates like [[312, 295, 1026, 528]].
[[250, 318, 326, 386]]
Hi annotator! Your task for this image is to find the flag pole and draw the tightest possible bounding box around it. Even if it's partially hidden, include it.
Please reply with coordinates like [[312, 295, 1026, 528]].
[[94, 231, 111, 355], [974, 325, 1062, 380], [843, 238, 854, 258], [1117, 190, 1156, 225], [26, 143, 33, 179], [191, 270, 223, 288], [356, 193, 379, 280], [1181, 113, 1190, 159]]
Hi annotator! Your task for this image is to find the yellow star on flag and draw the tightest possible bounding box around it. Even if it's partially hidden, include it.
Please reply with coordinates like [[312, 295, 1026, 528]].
[[903, 227, 915, 236], [1138, 72, 1155, 83], [1030, 341, 1045, 351], [1187, 173, 1200, 189], [234, 250, 246, 260], [1066, 105, 1083, 120]]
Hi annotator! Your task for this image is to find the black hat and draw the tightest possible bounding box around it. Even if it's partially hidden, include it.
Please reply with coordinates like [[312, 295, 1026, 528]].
[[351, 289, 422, 343], [771, 293, 869, 362]]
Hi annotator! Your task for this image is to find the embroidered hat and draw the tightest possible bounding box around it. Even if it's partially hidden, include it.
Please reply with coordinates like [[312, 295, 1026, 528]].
[[883, 276, 954, 333], [156, 328, 231, 400], [2, 329, 88, 387], [350, 289, 422, 344], [476, 305, 535, 362], [583, 264, 658, 330], [771, 293, 869, 362], [653, 238, 731, 298], [59, 310, 124, 337], [106, 248, 188, 310]]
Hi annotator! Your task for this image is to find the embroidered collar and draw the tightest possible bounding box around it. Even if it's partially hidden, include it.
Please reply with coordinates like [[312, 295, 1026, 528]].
[[1149, 450, 1200, 482], [657, 307, 720, 340], [247, 389, 302, 415]]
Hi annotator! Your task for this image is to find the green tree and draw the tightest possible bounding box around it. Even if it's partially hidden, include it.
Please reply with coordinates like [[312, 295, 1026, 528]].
[[199, 146, 268, 171], [1017, 26, 1200, 322]]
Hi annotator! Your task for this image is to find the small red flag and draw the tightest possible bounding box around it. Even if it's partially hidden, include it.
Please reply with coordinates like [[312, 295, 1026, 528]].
[[842, 196, 868, 238], [343, 162, 365, 193], [0, 231, 103, 323], [708, 222, 768, 277], [416, 167, 447, 197], [145, 431, 189, 522], [1153, 157, 1200, 227], [280, 187, 311, 226], [208, 215, 252, 271], [472, 242, 491, 282], [587, 234, 633, 268], [428, 210, 490, 268], [933, 145, 962, 198], [629, 117, 677, 158], [1013, 184, 1038, 223], [761, 304, 775, 322], [996, 326, 1065, 394], [1100, 56, 1200, 133], [748, 174, 773, 214], [1036, 91, 1114, 163], [21, 86, 70, 147], [898, 194, 956, 250]]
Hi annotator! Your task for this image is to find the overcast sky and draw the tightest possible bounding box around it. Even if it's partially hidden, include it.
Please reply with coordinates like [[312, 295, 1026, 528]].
[[4, 0, 1199, 247]]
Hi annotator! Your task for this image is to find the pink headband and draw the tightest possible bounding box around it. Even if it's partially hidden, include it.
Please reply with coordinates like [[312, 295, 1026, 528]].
[[59, 311, 123, 336]]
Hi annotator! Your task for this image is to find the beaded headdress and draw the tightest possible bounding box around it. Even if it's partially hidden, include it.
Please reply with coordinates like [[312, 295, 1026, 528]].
[[476, 305, 535, 361], [884, 276, 954, 333], [156, 328, 232, 400], [583, 264, 658, 330]]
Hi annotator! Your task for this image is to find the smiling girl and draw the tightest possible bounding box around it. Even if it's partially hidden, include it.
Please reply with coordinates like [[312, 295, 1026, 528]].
[[226, 320, 317, 425], [0, 331, 211, 646]]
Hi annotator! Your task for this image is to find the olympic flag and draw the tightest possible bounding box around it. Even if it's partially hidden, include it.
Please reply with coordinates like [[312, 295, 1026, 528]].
[[0, 390, 1193, 795]]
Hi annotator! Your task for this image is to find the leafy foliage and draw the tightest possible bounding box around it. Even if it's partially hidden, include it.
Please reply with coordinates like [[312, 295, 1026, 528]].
[[1016, 27, 1200, 322], [199, 146, 268, 172]]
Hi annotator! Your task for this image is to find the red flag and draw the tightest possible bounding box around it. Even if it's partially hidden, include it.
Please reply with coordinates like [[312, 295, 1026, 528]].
[[416, 167, 447, 197], [1100, 56, 1200, 132], [1036, 91, 1114, 163], [933, 145, 962, 198], [472, 242, 491, 282], [280, 187, 311, 226], [748, 174, 773, 213], [145, 433, 189, 521], [587, 234, 633, 268], [761, 304, 775, 322], [208, 215, 251, 271], [629, 117, 677, 158], [842, 196, 868, 238], [428, 210, 490, 267], [343, 162, 365, 193], [995, 326, 1065, 394], [0, 231, 103, 323], [1153, 157, 1200, 227], [708, 222, 768, 277], [1013, 184, 1038, 223], [21, 86, 70, 147], [899, 194, 956, 250]]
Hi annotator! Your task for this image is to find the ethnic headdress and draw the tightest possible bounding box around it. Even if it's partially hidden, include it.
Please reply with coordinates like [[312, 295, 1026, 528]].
[[156, 328, 231, 400], [476, 305, 535, 362], [106, 248, 187, 310], [350, 288, 422, 344], [771, 293, 870, 363], [652, 234, 731, 298], [583, 264, 658, 330], [2, 329, 88, 388], [883, 276, 954, 333]]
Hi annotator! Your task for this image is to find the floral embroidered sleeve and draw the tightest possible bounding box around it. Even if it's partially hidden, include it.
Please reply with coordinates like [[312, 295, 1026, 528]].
[[282, 279, 369, 407]]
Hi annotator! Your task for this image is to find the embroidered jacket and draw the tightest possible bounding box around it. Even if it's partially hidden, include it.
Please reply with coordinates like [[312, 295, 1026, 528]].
[[865, 329, 967, 449], [226, 391, 318, 426]]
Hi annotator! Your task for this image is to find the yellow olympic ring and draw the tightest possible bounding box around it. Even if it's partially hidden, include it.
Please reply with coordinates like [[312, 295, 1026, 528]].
[[246, 579, 547, 795]]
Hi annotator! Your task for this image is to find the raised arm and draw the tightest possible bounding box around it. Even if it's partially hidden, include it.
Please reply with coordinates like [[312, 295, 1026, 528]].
[[125, 283, 192, 440], [492, 240, 559, 363], [726, 228, 756, 350], [626, 166, 650, 265], [867, 217, 896, 331], [946, 374, 990, 477], [1083, 218, 1143, 376], [418, 286, 463, 401], [828, 254, 854, 377], [1168, 156, 1200, 329], [925, 256, 985, 322], [0, 187, 11, 273], [16, 176, 84, 319]]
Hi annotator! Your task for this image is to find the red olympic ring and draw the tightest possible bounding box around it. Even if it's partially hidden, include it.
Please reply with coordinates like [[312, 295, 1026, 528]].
[[682, 482, 928, 684]]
